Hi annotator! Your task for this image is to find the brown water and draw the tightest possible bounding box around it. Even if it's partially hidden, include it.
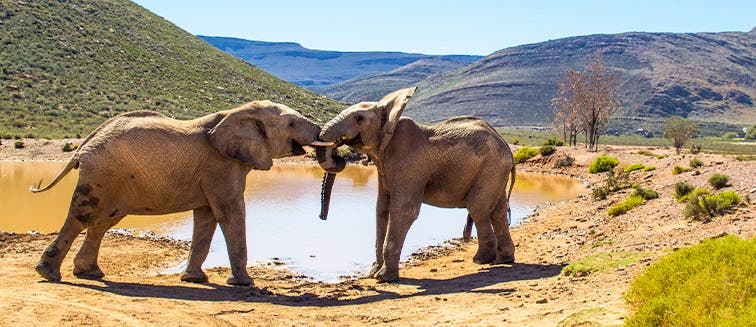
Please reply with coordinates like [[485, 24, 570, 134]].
[[0, 161, 585, 281]]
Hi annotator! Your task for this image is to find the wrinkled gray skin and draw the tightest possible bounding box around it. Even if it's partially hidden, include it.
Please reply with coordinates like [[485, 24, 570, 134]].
[[32, 101, 323, 286], [318, 87, 516, 282]]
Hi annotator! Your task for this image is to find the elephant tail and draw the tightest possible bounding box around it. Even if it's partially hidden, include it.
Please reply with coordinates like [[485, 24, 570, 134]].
[[30, 155, 79, 193]]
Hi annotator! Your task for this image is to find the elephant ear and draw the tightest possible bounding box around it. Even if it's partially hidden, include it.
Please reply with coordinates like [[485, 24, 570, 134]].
[[378, 86, 417, 152], [208, 110, 273, 170]]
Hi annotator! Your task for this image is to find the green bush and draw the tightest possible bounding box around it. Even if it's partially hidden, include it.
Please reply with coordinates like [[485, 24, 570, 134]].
[[708, 173, 729, 189], [543, 137, 564, 146], [637, 150, 657, 157], [511, 139, 519, 145], [61, 142, 78, 152], [678, 187, 710, 203], [672, 165, 691, 175], [643, 166, 656, 172], [689, 158, 704, 168], [592, 185, 610, 201], [689, 144, 702, 154], [674, 182, 695, 200], [513, 146, 539, 164], [624, 163, 645, 173], [625, 235, 756, 327], [589, 155, 619, 173], [683, 191, 742, 221], [722, 132, 738, 140], [655, 155, 666, 159], [633, 186, 659, 200], [607, 195, 645, 216], [13, 140, 24, 149], [538, 145, 556, 156]]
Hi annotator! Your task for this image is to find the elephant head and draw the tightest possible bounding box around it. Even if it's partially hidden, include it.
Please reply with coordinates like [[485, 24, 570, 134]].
[[209, 100, 328, 170], [315, 87, 417, 220]]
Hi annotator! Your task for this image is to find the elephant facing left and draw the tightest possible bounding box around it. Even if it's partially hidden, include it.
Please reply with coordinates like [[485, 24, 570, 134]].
[[31, 101, 333, 286]]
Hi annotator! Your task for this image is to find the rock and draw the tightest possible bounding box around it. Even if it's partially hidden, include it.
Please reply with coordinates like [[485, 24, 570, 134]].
[[430, 268, 438, 273], [536, 298, 548, 304]]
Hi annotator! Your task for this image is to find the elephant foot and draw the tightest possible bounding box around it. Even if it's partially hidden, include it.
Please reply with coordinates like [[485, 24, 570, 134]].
[[226, 274, 253, 286], [35, 261, 62, 282], [180, 269, 208, 283], [493, 254, 515, 265], [374, 267, 399, 283], [473, 250, 497, 264], [368, 262, 382, 278], [73, 265, 105, 280]]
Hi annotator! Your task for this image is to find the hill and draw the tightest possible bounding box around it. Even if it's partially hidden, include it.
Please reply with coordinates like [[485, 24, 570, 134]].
[[404, 31, 755, 134], [311, 57, 477, 103], [199, 36, 481, 88], [0, 0, 343, 138]]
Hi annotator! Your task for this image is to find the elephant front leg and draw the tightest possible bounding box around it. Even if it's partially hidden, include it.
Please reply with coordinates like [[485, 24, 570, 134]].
[[375, 202, 421, 282], [369, 189, 390, 277], [181, 207, 217, 283], [217, 202, 253, 286]]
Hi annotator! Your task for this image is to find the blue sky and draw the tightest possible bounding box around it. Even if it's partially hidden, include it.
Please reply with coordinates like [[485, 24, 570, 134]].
[[133, 0, 755, 56]]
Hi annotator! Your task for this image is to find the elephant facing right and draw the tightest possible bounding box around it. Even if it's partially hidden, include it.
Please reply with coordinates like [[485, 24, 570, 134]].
[[316, 87, 517, 282]]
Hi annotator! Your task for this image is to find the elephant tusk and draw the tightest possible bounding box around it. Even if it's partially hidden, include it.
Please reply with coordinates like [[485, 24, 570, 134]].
[[310, 140, 336, 147]]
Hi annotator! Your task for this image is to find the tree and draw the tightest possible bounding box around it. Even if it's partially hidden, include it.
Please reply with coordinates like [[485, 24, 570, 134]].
[[746, 125, 756, 140], [550, 53, 621, 150], [664, 116, 697, 154]]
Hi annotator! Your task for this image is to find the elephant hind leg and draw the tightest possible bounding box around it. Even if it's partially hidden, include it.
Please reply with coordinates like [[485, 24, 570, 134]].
[[467, 205, 497, 264], [73, 216, 124, 279], [491, 196, 515, 264]]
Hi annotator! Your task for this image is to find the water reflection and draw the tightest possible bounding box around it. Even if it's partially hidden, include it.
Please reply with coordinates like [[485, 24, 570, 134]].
[[1, 161, 585, 281]]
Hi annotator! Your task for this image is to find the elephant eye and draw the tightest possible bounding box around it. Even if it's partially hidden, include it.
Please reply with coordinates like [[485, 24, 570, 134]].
[[355, 115, 364, 124], [288, 121, 295, 128]]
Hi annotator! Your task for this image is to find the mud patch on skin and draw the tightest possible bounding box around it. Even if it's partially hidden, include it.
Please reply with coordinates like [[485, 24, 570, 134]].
[[43, 245, 59, 258], [79, 197, 100, 208], [75, 213, 94, 224], [75, 184, 92, 196]]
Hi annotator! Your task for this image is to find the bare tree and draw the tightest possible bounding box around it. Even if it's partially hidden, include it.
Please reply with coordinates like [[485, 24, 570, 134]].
[[550, 53, 621, 151]]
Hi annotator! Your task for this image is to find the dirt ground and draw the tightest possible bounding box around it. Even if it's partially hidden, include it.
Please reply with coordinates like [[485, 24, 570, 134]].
[[1, 142, 754, 326]]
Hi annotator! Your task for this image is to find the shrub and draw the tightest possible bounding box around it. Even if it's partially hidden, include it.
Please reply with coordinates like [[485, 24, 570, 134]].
[[625, 235, 756, 327], [633, 186, 659, 200], [624, 163, 645, 173], [13, 140, 24, 149], [605, 170, 631, 192], [683, 191, 742, 221], [642, 166, 656, 172], [689, 144, 701, 154], [678, 187, 710, 203], [61, 142, 78, 152], [513, 146, 539, 164], [554, 155, 574, 168], [543, 137, 564, 146], [671, 165, 691, 175], [689, 158, 704, 168], [588, 155, 619, 173], [538, 145, 556, 156], [708, 173, 729, 189], [592, 186, 610, 201], [511, 139, 519, 145], [674, 182, 695, 200], [655, 155, 666, 159], [607, 195, 645, 216], [722, 131, 738, 139], [637, 150, 657, 157]]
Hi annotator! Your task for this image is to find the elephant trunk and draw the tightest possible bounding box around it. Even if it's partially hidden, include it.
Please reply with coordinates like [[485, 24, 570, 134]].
[[315, 146, 346, 220]]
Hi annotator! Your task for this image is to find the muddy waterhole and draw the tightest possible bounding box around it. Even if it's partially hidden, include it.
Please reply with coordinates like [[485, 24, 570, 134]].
[[1, 162, 585, 281]]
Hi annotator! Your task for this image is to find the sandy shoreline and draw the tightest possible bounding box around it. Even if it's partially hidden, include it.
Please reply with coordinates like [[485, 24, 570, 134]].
[[1, 141, 754, 326]]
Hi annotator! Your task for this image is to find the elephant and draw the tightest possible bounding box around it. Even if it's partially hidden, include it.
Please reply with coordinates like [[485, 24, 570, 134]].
[[31, 101, 333, 286], [316, 87, 516, 282]]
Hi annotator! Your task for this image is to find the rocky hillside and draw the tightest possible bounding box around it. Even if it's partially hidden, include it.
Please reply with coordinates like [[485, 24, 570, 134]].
[[0, 0, 343, 138], [199, 36, 481, 88], [311, 57, 477, 103], [404, 31, 755, 133]]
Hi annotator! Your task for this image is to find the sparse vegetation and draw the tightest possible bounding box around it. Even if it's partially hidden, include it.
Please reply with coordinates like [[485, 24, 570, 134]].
[[562, 251, 650, 277], [689, 158, 704, 168], [674, 182, 695, 200], [592, 186, 610, 201], [554, 155, 575, 168], [588, 155, 619, 173], [683, 191, 742, 221], [624, 163, 645, 173], [514, 146, 539, 164], [61, 142, 78, 152], [677, 187, 710, 203], [607, 195, 645, 216], [633, 186, 659, 200], [539, 145, 556, 156], [708, 173, 729, 189], [625, 235, 755, 327], [671, 165, 692, 175], [13, 140, 24, 149], [636, 150, 657, 157], [642, 166, 656, 172], [543, 137, 564, 146], [722, 132, 738, 139]]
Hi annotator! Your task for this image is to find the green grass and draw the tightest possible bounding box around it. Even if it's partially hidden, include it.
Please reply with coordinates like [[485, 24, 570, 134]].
[[689, 158, 704, 168], [642, 166, 656, 172], [562, 251, 651, 277], [708, 173, 730, 189], [0, 0, 344, 138], [514, 146, 539, 164], [607, 195, 646, 216], [589, 155, 619, 173], [625, 235, 756, 326], [624, 163, 645, 173], [671, 165, 692, 175]]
